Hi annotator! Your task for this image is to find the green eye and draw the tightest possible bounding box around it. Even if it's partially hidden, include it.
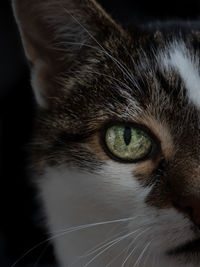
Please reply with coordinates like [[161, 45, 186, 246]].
[[105, 125, 152, 162]]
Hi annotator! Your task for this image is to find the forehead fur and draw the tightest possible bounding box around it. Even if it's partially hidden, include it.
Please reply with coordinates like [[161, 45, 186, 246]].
[[160, 40, 200, 109], [32, 29, 200, 166]]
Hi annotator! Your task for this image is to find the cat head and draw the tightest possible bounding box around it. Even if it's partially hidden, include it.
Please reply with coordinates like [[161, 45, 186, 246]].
[[13, 0, 200, 266]]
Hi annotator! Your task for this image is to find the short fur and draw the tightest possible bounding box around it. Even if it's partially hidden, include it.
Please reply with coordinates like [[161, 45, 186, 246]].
[[13, 0, 200, 266]]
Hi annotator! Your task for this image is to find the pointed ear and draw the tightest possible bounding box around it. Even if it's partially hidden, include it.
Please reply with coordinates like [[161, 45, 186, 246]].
[[12, 0, 123, 108]]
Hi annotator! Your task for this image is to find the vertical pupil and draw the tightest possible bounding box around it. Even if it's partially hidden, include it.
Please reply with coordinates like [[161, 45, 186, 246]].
[[123, 127, 132, 145]]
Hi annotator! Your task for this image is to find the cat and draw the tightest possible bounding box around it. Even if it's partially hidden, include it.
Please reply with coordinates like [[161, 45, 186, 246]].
[[12, 0, 200, 266]]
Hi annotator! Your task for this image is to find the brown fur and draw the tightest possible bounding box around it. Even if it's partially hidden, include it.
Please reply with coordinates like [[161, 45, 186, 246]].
[[13, 0, 200, 242]]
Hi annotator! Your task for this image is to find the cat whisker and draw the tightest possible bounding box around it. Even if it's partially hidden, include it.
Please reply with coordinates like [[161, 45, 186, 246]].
[[60, 7, 142, 93], [54, 41, 100, 52], [81, 229, 126, 258], [52, 216, 141, 234], [33, 243, 50, 267], [111, 84, 135, 100], [70, 224, 128, 266], [82, 229, 143, 267], [56, 40, 140, 94], [121, 244, 138, 267], [106, 229, 146, 267], [70, 230, 128, 266], [121, 227, 151, 267], [121, 233, 140, 263], [105, 233, 138, 266], [11, 216, 140, 267], [142, 241, 152, 267], [133, 241, 152, 267]]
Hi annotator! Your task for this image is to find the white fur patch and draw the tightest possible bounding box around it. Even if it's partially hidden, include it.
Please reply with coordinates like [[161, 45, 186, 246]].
[[161, 41, 200, 108], [36, 162, 194, 267]]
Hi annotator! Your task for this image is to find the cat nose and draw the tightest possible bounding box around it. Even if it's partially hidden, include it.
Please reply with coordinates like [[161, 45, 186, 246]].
[[174, 197, 200, 227]]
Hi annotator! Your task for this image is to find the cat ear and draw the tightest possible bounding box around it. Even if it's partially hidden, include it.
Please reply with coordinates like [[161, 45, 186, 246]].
[[12, 0, 123, 108]]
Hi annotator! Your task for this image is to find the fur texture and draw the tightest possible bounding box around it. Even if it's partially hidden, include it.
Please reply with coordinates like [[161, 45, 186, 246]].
[[13, 0, 200, 266]]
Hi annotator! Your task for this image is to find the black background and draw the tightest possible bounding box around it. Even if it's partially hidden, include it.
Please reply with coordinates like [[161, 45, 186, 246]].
[[1, 0, 200, 266]]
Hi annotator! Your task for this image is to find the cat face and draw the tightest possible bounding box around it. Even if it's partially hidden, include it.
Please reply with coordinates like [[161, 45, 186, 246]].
[[13, 0, 200, 266]]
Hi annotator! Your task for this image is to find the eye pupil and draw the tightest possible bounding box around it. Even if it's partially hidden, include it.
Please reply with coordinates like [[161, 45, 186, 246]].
[[123, 127, 132, 146]]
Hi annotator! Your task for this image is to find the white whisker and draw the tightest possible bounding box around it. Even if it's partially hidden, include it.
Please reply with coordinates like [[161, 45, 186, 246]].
[[82, 230, 126, 258], [142, 241, 152, 267], [133, 241, 151, 267], [121, 227, 151, 267], [83, 229, 141, 267], [105, 235, 135, 266], [33, 243, 50, 267], [70, 228, 127, 266], [11, 216, 139, 267], [52, 216, 140, 234], [60, 7, 142, 93]]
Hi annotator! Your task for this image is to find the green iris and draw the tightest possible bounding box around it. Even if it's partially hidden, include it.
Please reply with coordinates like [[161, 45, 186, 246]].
[[105, 125, 152, 161]]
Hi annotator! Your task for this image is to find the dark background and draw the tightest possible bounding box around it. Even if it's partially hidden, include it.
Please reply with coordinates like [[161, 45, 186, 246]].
[[1, 0, 200, 266]]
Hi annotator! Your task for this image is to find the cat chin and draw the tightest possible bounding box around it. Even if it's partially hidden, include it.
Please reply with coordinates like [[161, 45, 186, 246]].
[[36, 163, 196, 266]]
